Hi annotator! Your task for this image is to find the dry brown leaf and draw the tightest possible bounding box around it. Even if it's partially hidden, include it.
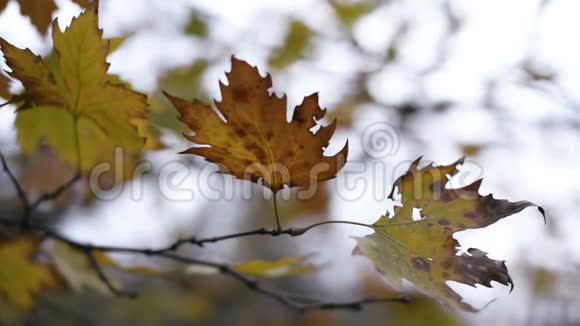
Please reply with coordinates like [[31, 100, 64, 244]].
[[165, 57, 348, 192]]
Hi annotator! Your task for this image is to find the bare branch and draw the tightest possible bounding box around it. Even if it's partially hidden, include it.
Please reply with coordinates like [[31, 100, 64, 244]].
[[160, 220, 373, 251], [0, 149, 407, 312], [83, 246, 136, 298], [29, 172, 81, 210], [0, 151, 30, 210], [0, 217, 407, 312]]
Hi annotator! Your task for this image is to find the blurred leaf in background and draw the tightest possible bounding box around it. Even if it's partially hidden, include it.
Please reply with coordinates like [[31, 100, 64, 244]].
[[384, 297, 459, 326], [233, 256, 318, 278], [47, 241, 121, 295], [149, 60, 208, 133], [19, 147, 78, 208], [16, 0, 57, 35], [23, 283, 212, 325], [184, 11, 208, 38], [269, 19, 312, 69], [329, 0, 374, 27], [0, 236, 62, 308]]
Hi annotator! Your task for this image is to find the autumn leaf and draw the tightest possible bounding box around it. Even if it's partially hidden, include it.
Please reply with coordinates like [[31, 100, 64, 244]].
[[17, 0, 57, 35], [48, 241, 123, 294], [0, 72, 10, 100], [269, 20, 312, 69], [329, 0, 373, 27], [0, 2, 155, 173], [184, 11, 207, 38], [149, 60, 208, 133], [233, 256, 318, 278], [71, 0, 93, 8], [353, 157, 543, 311], [185, 256, 318, 279], [92, 251, 318, 279], [165, 57, 348, 192], [0, 236, 61, 308]]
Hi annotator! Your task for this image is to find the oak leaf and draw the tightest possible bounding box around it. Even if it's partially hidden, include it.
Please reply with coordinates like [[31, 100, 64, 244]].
[[353, 158, 543, 311], [165, 57, 348, 192], [0, 236, 61, 308]]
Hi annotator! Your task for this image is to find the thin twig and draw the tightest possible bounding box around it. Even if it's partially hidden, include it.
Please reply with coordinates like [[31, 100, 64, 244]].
[[0, 151, 30, 226], [0, 149, 408, 312], [0, 218, 408, 312], [29, 172, 81, 210], [83, 246, 136, 298], [0, 216, 403, 312], [160, 220, 374, 252], [0, 151, 29, 208]]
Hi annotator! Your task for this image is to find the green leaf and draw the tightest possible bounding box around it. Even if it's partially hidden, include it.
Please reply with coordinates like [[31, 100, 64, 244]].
[[185, 256, 319, 279], [330, 0, 373, 27], [353, 157, 543, 311], [184, 11, 207, 38], [47, 241, 118, 294], [269, 20, 312, 69], [0, 236, 62, 308], [149, 60, 208, 133], [233, 256, 318, 278]]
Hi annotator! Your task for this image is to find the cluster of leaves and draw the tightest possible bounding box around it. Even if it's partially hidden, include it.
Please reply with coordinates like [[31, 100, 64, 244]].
[[0, 0, 544, 318]]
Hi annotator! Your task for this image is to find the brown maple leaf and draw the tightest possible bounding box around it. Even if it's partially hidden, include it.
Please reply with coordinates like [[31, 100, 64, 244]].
[[165, 57, 348, 193]]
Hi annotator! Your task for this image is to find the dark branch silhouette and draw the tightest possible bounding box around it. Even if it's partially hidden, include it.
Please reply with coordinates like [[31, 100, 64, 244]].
[[0, 150, 408, 312]]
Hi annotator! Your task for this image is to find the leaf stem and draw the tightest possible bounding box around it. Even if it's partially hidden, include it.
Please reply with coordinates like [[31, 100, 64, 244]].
[[272, 190, 282, 232]]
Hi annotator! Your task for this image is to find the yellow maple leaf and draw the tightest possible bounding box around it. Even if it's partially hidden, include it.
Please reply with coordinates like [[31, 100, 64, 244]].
[[0, 236, 61, 308], [353, 158, 543, 311], [165, 57, 348, 193], [0, 2, 156, 173]]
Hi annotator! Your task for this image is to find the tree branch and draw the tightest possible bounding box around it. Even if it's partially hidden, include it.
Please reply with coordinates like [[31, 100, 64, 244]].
[[172, 220, 373, 249], [0, 149, 408, 312], [82, 245, 136, 298], [29, 172, 81, 210], [0, 218, 408, 312], [0, 151, 30, 211]]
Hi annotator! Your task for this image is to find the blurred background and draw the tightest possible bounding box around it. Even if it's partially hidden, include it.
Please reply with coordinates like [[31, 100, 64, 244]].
[[0, 0, 578, 324]]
